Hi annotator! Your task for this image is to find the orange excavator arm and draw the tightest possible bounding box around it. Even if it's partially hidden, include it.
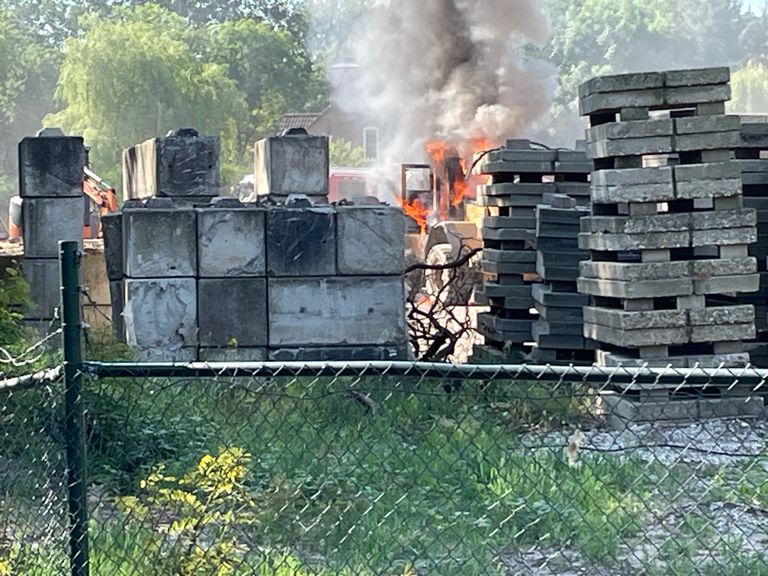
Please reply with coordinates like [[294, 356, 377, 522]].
[[82, 166, 118, 238]]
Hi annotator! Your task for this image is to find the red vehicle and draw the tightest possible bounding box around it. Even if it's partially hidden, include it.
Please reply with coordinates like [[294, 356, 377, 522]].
[[328, 167, 378, 203]]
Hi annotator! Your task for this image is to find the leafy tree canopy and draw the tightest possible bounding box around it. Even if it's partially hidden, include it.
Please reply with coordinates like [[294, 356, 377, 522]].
[[46, 3, 326, 186]]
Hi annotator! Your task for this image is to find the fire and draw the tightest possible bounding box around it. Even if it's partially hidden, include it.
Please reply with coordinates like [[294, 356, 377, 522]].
[[426, 136, 497, 208], [397, 196, 429, 234]]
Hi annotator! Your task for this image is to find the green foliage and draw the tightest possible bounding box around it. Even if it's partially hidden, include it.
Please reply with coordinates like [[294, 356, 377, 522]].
[[48, 5, 248, 186], [539, 0, 761, 130], [731, 58, 768, 113], [329, 137, 368, 167], [47, 4, 326, 188], [0, 266, 31, 359], [115, 447, 316, 575], [206, 18, 327, 160]]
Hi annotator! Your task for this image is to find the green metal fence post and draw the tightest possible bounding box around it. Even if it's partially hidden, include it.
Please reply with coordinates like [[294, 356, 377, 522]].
[[60, 240, 89, 576]]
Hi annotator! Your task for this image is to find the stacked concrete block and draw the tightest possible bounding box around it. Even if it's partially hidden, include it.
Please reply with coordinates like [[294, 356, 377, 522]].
[[578, 67, 759, 369], [196, 202, 268, 360], [530, 195, 594, 364], [122, 129, 220, 202], [120, 203, 199, 361], [253, 134, 329, 203], [109, 198, 408, 361], [18, 134, 86, 327], [472, 140, 592, 361]]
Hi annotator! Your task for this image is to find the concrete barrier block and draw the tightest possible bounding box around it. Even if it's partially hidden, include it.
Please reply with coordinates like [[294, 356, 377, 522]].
[[124, 278, 197, 348], [198, 278, 267, 347], [268, 276, 406, 346], [22, 258, 60, 319], [101, 213, 123, 281], [254, 135, 329, 197], [336, 206, 404, 275], [266, 208, 336, 276], [19, 136, 85, 198], [22, 197, 83, 258], [109, 280, 124, 341], [197, 208, 266, 277], [123, 208, 197, 277], [122, 133, 220, 199]]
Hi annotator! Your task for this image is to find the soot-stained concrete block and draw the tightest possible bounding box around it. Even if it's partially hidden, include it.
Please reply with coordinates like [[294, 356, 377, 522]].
[[198, 278, 268, 347], [266, 208, 335, 276]]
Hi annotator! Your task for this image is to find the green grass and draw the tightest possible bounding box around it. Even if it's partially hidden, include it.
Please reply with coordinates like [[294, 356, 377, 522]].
[[4, 373, 768, 574]]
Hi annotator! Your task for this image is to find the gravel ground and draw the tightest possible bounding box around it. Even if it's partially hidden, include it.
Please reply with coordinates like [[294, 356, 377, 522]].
[[506, 418, 768, 574]]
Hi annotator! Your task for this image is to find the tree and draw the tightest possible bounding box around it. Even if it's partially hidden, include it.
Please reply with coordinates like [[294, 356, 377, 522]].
[[329, 138, 367, 167], [0, 8, 60, 209], [48, 5, 247, 186], [0, 0, 307, 45], [302, 0, 373, 62], [539, 0, 757, 137], [731, 58, 768, 113], [206, 17, 327, 162]]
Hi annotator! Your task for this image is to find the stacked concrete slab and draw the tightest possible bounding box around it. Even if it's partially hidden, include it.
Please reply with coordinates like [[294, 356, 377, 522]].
[[578, 67, 759, 369], [18, 133, 86, 330], [531, 194, 594, 364], [122, 129, 220, 203], [472, 140, 592, 361], [731, 118, 768, 365]]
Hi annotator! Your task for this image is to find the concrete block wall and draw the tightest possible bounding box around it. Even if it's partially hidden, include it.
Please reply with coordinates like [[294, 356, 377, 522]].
[[530, 195, 595, 364], [18, 134, 86, 326], [578, 67, 759, 368], [112, 200, 408, 361], [472, 140, 592, 360]]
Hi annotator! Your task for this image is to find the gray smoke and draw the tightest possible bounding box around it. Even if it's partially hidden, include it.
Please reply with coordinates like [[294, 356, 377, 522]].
[[333, 0, 554, 163]]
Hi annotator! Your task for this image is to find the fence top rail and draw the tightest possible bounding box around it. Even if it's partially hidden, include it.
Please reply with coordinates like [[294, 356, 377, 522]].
[[81, 360, 768, 387]]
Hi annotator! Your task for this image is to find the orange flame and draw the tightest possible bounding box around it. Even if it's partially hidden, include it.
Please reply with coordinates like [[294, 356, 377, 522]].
[[397, 196, 429, 234], [425, 136, 497, 208]]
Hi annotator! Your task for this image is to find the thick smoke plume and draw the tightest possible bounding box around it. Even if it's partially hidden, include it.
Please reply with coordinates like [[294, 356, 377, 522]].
[[333, 0, 553, 163]]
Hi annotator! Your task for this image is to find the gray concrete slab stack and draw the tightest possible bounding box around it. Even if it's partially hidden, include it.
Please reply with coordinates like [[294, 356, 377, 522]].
[[729, 118, 768, 365], [578, 67, 759, 370], [530, 194, 595, 364], [472, 140, 592, 362], [18, 134, 86, 329], [122, 129, 220, 203]]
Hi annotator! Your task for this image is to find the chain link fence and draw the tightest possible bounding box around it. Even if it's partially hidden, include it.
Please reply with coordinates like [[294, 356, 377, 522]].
[[3, 360, 768, 575], [2, 241, 768, 575]]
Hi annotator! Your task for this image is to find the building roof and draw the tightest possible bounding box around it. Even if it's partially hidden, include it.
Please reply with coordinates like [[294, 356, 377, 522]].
[[278, 112, 323, 132]]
